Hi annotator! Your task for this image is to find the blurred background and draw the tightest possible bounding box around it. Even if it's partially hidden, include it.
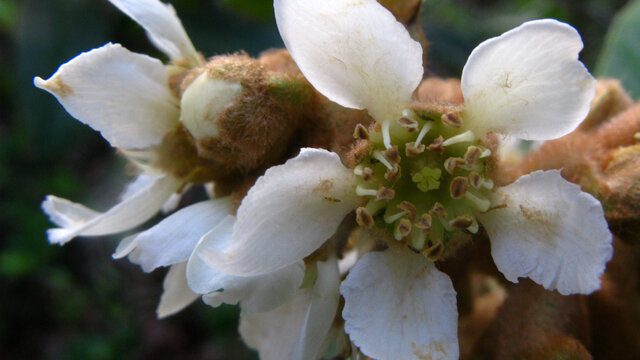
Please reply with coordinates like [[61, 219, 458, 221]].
[[0, 0, 638, 359]]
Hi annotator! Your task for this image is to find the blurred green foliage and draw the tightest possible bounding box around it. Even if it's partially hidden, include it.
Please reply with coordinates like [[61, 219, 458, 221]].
[[0, 0, 638, 359], [596, 0, 640, 99]]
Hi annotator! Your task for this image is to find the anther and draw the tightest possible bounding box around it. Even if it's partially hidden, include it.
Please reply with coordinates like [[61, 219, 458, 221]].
[[450, 177, 469, 199], [397, 201, 417, 222], [362, 167, 375, 181], [464, 146, 482, 166], [376, 185, 395, 201], [427, 136, 445, 154], [405, 142, 426, 157], [450, 215, 474, 230], [397, 116, 419, 132], [444, 157, 465, 174], [384, 164, 401, 182], [429, 202, 448, 218], [382, 120, 392, 149], [356, 207, 374, 227], [468, 171, 482, 189], [373, 150, 393, 170], [464, 192, 491, 212], [394, 219, 412, 240], [443, 130, 475, 147], [441, 111, 462, 127], [424, 241, 444, 260], [383, 146, 401, 164], [353, 124, 370, 140], [416, 213, 433, 231], [356, 185, 378, 197]]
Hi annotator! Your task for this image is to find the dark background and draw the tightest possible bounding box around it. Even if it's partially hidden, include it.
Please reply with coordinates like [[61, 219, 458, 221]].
[[0, 0, 637, 359]]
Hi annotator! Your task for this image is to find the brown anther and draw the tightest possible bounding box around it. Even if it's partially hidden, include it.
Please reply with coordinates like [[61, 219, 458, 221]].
[[353, 124, 370, 140], [444, 157, 465, 174], [356, 207, 374, 228], [429, 202, 448, 218], [362, 167, 375, 181], [398, 116, 419, 131], [416, 213, 433, 231], [441, 111, 462, 127], [395, 219, 412, 239], [468, 171, 482, 189], [397, 201, 417, 222], [427, 136, 445, 154], [424, 241, 444, 260], [464, 146, 481, 166], [450, 214, 474, 229], [450, 176, 469, 199], [383, 146, 401, 164], [405, 142, 426, 157], [384, 164, 401, 182], [376, 185, 396, 201]]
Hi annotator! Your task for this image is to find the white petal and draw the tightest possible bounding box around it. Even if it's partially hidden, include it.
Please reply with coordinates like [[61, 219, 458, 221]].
[[42, 175, 181, 245], [274, 0, 423, 121], [156, 262, 199, 318], [478, 170, 613, 295], [113, 198, 232, 272], [108, 0, 200, 65], [341, 247, 459, 360], [187, 215, 305, 315], [33, 43, 180, 149], [461, 19, 596, 140], [204, 148, 359, 276], [239, 257, 340, 360]]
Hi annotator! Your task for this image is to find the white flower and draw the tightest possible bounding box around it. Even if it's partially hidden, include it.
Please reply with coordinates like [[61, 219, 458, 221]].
[[195, 0, 613, 359]]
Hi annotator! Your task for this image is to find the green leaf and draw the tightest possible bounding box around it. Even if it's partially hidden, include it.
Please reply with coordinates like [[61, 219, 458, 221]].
[[596, 0, 640, 99]]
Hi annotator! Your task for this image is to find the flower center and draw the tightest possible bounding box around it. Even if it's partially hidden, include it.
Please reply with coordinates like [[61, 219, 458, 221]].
[[353, 109, 493, 260]]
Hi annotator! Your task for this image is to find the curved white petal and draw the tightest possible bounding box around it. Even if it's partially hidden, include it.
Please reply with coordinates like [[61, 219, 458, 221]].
[[203, 148, 359, 276], [34, 43, 180, 149], [42, 175, 181, 245], [187, 216, 305, 315], [341, 248, 459, 360], [274, 0, 423, 121], [461, 19, 596, 140], [239, 257, 340, 360], [108, 0, 200, 65], [113, 198, 232, 272], [156, 262, 199, 318], [478, 170, 613, 295]]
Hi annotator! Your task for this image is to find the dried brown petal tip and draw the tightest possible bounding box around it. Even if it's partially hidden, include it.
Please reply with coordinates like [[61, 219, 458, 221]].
[[441, 111, 462, 127], [383, 146, 401, 164], [397, 116, 419, 131], [353, 123, 370, 140], [405, 142, 426, 157], [428, 136, 445, 154], [424, 241, 444, 260], [362, 167, 375, 181], [394, 219, 412, 240], [450, 176, 469, 199], [450, 214, 474, 229], [416, 213, 433, 231], [385, 164, 402, 182], [356, 207, 374, 228], [397, 201, 418, 222], [376, 185, 396, 201]]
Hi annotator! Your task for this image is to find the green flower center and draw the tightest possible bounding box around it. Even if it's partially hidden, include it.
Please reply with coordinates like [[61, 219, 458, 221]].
[[353, 109, 493, 260]]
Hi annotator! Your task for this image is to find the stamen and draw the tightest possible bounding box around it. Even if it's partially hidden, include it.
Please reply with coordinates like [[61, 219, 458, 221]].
[[444, 157, 465, 174], [373, 150, 393, 170], [480, 178, 494, 190], [382, 120, 392, 149], [384, 211, 406, 224], [409, 230, 427, 251], [353, 124, 370, 140], [429, 202, 448, 218], [424, 241, 444, 260], [480, 148, 492, 158], [416, 213, 433, 231], [464, 191, 491, 212], [450, 177, 469, 199], [376, 185, 395, 201], [405, 142, 426, 157], [397, 201, 417, 222], [443, 130, 475, 146], [362, 167, 375, 181], [356, 207, 374, 227], [427, 136, 445, 154], [353, 165, 364, 176], [450, 215, 474, 230], [466, 218, 480, 234], [397, 117, 419, 131], [356, 185, 378, 197], [383, 146, 401, 164], [441, 111, 462, 127], [468, 171, 482, 189], [464, 146, 481, 166], [394, 219, 412, 240], [415, 122, 433, 145], [384, 164, 402, 182]]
